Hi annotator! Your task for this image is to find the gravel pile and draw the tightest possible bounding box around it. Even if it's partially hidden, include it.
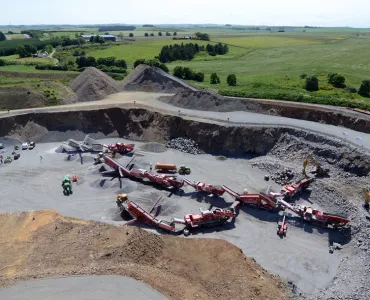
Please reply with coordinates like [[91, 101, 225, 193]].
[[166, 138, 204, 155], [271, 168, 295, 185], [70, 67, 120, 102], [121, 65, 198, 93]]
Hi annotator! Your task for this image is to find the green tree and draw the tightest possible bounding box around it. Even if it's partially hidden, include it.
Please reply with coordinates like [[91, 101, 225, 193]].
[[182, 67, 194, 80], [173, 66, 184, 78], [150, 33, 154, 36], [193, 72, 204, 82], [16, 45, 28, 58], [44, 44, 53, 53], [86, 56, 96, 67], [166, 32, 171, 36], [173, 32, 177, 36], [0, 31, 6, 41], [305, 75, 319, 91], [144, 33, 149, 37], [195, 32, 210, 41], [227, 74, 237, 86], [359, 80, 370, 97], [158, 32, 162, 36], [134, 59, 146, 68], [0, 59, 5, 66], [115, 59, 127, 68], [24, 44, 37, 55], [210, 73, 220, 84], [129, 33, 134, 37], [328, 73, 346, 88]]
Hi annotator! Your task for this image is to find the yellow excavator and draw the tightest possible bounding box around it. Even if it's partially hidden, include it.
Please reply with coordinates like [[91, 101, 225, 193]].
[[302, 155, 330, 177]]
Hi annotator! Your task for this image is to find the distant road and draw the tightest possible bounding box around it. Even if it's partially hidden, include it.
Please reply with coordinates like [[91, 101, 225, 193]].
[[1, 91, 369, 151]]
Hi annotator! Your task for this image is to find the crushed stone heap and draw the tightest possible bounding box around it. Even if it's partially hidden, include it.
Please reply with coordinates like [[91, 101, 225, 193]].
[[69, 67, 120, 102], [166, 137, 204, 155], [121, 64, 198, 93]]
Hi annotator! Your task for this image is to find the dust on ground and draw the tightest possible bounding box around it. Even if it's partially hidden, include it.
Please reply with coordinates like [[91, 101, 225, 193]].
[[0, 210, 289, 300]]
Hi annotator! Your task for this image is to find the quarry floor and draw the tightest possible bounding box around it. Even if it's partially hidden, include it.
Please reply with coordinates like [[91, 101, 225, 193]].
[[0, 137, 351, 296]]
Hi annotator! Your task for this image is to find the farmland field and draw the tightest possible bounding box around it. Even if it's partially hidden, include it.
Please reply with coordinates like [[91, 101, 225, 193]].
[[2, 54, 54, 64]]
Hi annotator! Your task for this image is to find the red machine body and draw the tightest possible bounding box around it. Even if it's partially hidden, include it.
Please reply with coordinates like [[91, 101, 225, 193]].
[[277, 215, 287, 237], [105, 143, 134, 153], [184, 208, 236, 229], [184, 179, 225, 196], [277, 199, 350, 227], [270, 178, 314, 201], [222, 185, 278, 211], [143, 172, 184, 189]]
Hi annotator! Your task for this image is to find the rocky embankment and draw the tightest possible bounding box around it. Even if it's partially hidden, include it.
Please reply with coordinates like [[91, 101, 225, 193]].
[[160, 91, 370, 134], [1, 107, 369, 176]]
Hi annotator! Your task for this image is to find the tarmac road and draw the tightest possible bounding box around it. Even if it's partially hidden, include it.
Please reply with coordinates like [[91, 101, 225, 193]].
[[0, 275, 167, 300], [1, 91, 370, 152]]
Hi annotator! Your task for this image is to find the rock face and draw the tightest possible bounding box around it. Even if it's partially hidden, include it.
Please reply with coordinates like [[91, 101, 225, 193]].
[[0, 86, 46, 109], [161, 91, 370, 134], [1, 107, 370, 176], [70, 67, 120, 102], [121, 65, 198, 93]]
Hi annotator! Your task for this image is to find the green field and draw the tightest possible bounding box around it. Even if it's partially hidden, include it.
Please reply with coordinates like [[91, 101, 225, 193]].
[[2, 25, 370, 107], [2, 54, 55, 65]]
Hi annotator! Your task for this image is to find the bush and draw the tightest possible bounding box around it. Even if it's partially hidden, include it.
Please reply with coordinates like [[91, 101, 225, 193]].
[[328, 73, 346, 88], [115, 59, 127, 68], [210, 73, 220, 84], [173, 66, 184, 78], [150, 33, 154, 37], [300, 73, 307, 79], [158, 32, 162, 36], [0, 59, 5, 66], [144, 33, 149, 37], [193, 72, 204, 82], [107, 73, 126, 80], [359, 80, 370, 97], [344, 87, 357, 93], [227, 74, 237, 86], [134, 59, 146, 68], [304, 75, 319, 91], [129, 33, 134, 37], [159, 63, 169, 73], [35, 64, 68, 71], [182, 67, 194, 80]]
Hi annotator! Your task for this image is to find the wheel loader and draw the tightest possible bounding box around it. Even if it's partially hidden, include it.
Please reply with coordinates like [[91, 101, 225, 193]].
[[62, 175, 73, 196]]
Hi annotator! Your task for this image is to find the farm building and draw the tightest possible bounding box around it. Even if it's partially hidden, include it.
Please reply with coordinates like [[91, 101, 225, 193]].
[[81, 34, 117, 42]]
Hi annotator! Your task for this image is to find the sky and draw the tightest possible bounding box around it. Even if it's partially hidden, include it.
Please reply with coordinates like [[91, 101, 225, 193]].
[[1, 0, 370, 27]]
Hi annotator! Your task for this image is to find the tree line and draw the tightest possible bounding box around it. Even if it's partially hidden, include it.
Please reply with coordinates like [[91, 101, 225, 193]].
[[158, 42, 229, 63], [98, 26, 136, 32], [302, 72, 370, 98], [75, 56, 127, 69]]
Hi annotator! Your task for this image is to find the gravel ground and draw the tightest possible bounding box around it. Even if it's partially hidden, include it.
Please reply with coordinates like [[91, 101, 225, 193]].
[[0, 276, 167, 300], [1, 136, 365, 299]]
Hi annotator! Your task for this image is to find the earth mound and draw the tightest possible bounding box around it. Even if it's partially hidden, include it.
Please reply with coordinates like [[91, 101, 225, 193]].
[[0, 87, 46, 109], [69, 67, 120, 102], [139, 142, 167, 153], [121, 65, 198, 93], [0, 210, 289, 300]]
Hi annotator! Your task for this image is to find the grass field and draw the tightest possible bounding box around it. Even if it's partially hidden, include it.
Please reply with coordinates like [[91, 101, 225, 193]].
[[2, 25, 370, 107], [5, 34, 29, 40], [2, 54, 54, 65], [88, 40, 214, 67]]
